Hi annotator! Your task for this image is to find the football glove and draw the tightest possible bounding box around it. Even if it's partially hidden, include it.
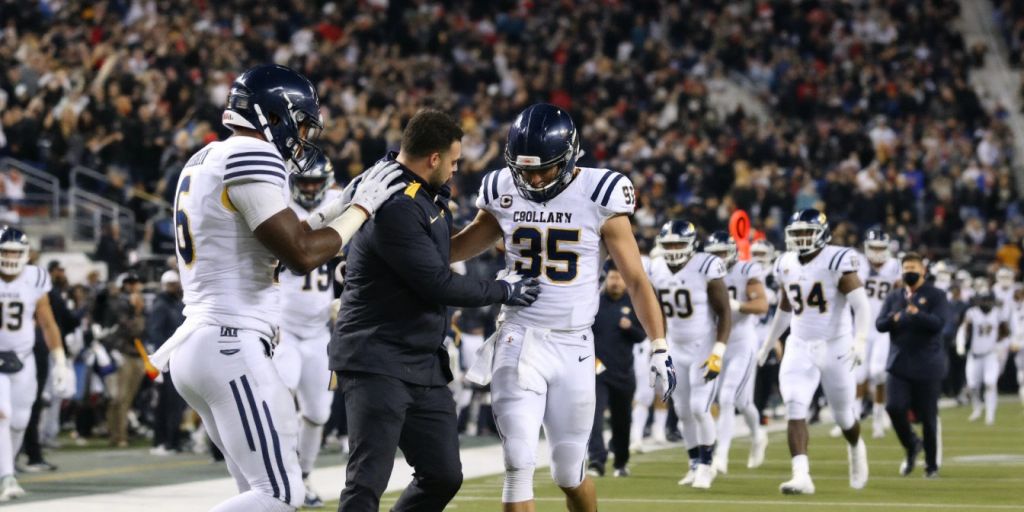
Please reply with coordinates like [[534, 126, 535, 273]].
[[497, 270, 541, 307], [839, 333, 867, 371], [349, 160, 405, 216], [648, 340, 676, 402], [50, 349, 75, 398], [702, 341, 726, 381], [729, 298, 742, 316]]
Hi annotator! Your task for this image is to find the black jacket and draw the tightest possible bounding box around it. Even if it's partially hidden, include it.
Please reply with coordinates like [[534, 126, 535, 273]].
[[876, 281, 949, 380], [146, 291, 184, 351], [593, 292, 646, 390], [329, 162, 507, 386]]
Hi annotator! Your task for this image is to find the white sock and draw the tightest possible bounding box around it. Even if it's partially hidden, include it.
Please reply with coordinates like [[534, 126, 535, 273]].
[[298, 419, 323, 475], [0, 416, 11, 477], [852, 397, 863, 420], [792, 454, 809, 475], [741, 403, 760, 435], [872, 404, 886, 426], [630, 404, 649, 442], [716, 401, 736, 455], [652, 409, 668, 439], [11, 428, 25, 460], [985, 386, 998, 423]]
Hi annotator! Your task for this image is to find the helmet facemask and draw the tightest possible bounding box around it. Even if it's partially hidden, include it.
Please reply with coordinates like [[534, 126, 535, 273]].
[[506, 133, 579, 203], [864, 240, 890, 265], [659, 238, 696, 267], [785, 222, 828, 255], [0, 243, 29, 276]]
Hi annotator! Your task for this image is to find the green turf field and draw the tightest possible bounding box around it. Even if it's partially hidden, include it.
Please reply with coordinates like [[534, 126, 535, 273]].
[[359, 401, 1024, 512]]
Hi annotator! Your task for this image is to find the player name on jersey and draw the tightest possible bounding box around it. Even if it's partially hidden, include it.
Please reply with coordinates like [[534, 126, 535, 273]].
[[512, 211, 574, 223]]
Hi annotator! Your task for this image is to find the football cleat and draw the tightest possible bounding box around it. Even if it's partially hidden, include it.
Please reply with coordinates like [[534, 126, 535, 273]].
[[613, 466, 631, 478], [0, 476, 25, 501], [303, 477, 324, 508], [711, 448, 728, 475], [678, 460, 698, 486], [780, 473, 816, 495], [692, 463, 716, 489]]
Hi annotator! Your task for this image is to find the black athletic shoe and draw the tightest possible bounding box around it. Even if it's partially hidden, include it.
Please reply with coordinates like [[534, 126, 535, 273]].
[[586, 462, 605, 478], [899, 438, 922, 476], [23, 461, 58, 473], [924, 467, 940, 479]]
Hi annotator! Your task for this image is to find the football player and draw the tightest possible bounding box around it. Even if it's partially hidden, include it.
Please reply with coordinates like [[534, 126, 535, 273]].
[[647, 221, 731, 489], [1010, 286, 1024, 408], [149, 65, 402, 512], [750, 239, 781, 470], [757, 209, 872, 494], [0, 228, 71, 502], [272, 151, 341, 508], [453, 104, 674, 511], [930, 261, 953, 293], [956, 292, 1008, 425], [857, 229, 901, 439], [704, 231, 768, 476]]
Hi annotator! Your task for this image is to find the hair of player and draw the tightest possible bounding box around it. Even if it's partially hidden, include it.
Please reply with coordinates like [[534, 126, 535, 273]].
[[400, 108, 464, 158]]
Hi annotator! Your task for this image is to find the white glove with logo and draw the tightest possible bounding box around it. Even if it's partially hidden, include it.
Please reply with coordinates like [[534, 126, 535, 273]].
[[349, 161, 405, 216], [648, 338, 677, 402]]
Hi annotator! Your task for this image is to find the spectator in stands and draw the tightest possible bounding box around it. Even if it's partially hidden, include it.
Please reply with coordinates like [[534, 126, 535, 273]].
[[94, 222, 128, 279], [104, 273, 146, 448], [147, 270, 185, 455]]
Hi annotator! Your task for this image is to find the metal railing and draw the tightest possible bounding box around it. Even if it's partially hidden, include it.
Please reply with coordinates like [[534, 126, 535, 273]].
[[0, 158, 61, 220], [68, 166, 137, 246]]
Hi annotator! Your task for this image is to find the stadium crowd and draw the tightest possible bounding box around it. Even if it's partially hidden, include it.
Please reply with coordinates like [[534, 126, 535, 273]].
[[0, 0, 1022, 465]]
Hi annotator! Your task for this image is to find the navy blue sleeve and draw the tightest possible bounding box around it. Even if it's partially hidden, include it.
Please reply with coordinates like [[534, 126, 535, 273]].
[[905, 287, 947, 334], [372, 198, 507, 307], [875, 291, 899, 333]]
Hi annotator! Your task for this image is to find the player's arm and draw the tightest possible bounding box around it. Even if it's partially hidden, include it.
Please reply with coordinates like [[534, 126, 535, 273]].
[[703, 277, 731, 380], [956, 317, 970, 356], [602, 215, 664, 341], [450, 209, 503, 263], [602, 214, 674, 398], [248, 161, 403, 274], [741, 278, 769, 315], [35, 294, 72, 392], [839, 270, 871, 359], [757, 281, 793, 366]]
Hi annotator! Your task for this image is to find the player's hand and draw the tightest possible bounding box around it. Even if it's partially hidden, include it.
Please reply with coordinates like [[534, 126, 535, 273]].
[[497, 270, 541, 307], [702, 341, 726, 381], [840, 334, 867, 371], [350, 160, 405, 216], [50, 350, 75, 398], [906, 304, 919, 315], [648, 342, 676, 402], [729, 298, 742, 316], [619, 317, 632, 330]]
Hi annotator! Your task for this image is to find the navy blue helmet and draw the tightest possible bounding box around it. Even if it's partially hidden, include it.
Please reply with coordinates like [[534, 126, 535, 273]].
[[863, 227, 891, 265], [656, 220, 698, 266], [785, 209, 831, 255], [0, 226, 29, 276], [705, 230, 737, 265], [504, 104, 580, 202], [222, 64, 323, 173], [289, 148, 335, 210]]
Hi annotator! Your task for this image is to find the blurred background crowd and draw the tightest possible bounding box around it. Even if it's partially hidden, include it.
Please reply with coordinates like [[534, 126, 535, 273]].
[[1, 0, 1024, 461]]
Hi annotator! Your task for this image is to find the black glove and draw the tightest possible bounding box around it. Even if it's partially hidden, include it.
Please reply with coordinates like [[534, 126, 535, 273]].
[[498, 271, 542, 307]]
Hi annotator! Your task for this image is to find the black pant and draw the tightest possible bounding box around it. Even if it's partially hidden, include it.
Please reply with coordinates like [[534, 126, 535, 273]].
[[21, 338, 49, 464], [886, 373, 941, 470], [338, 372, 462, 512], [588, 377, 634, 470], [153, 372, 187, 450], [753, 359, 780, 420]]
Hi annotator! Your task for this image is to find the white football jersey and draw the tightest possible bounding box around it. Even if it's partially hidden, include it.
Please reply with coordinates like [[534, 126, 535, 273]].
[[477, 167, 634, 330], [858, 256, 901, 334], [647, 252, 727, 347], [774, 245, 860, 342], [173, 136, 290, 338], [964, 306, 1003, 355], [993, 284, 1015, 322], [277, 189, 342, 339], [0, 266, 50, 353], [724, 260, 764, 341], [1009, 299, 1024, 344]]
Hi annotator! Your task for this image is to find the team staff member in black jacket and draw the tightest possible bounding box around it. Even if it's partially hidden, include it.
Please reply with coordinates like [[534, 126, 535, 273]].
[[587, 261, 647, 478], [329, 109, 541, 512], [875, 252, 949, 478]]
